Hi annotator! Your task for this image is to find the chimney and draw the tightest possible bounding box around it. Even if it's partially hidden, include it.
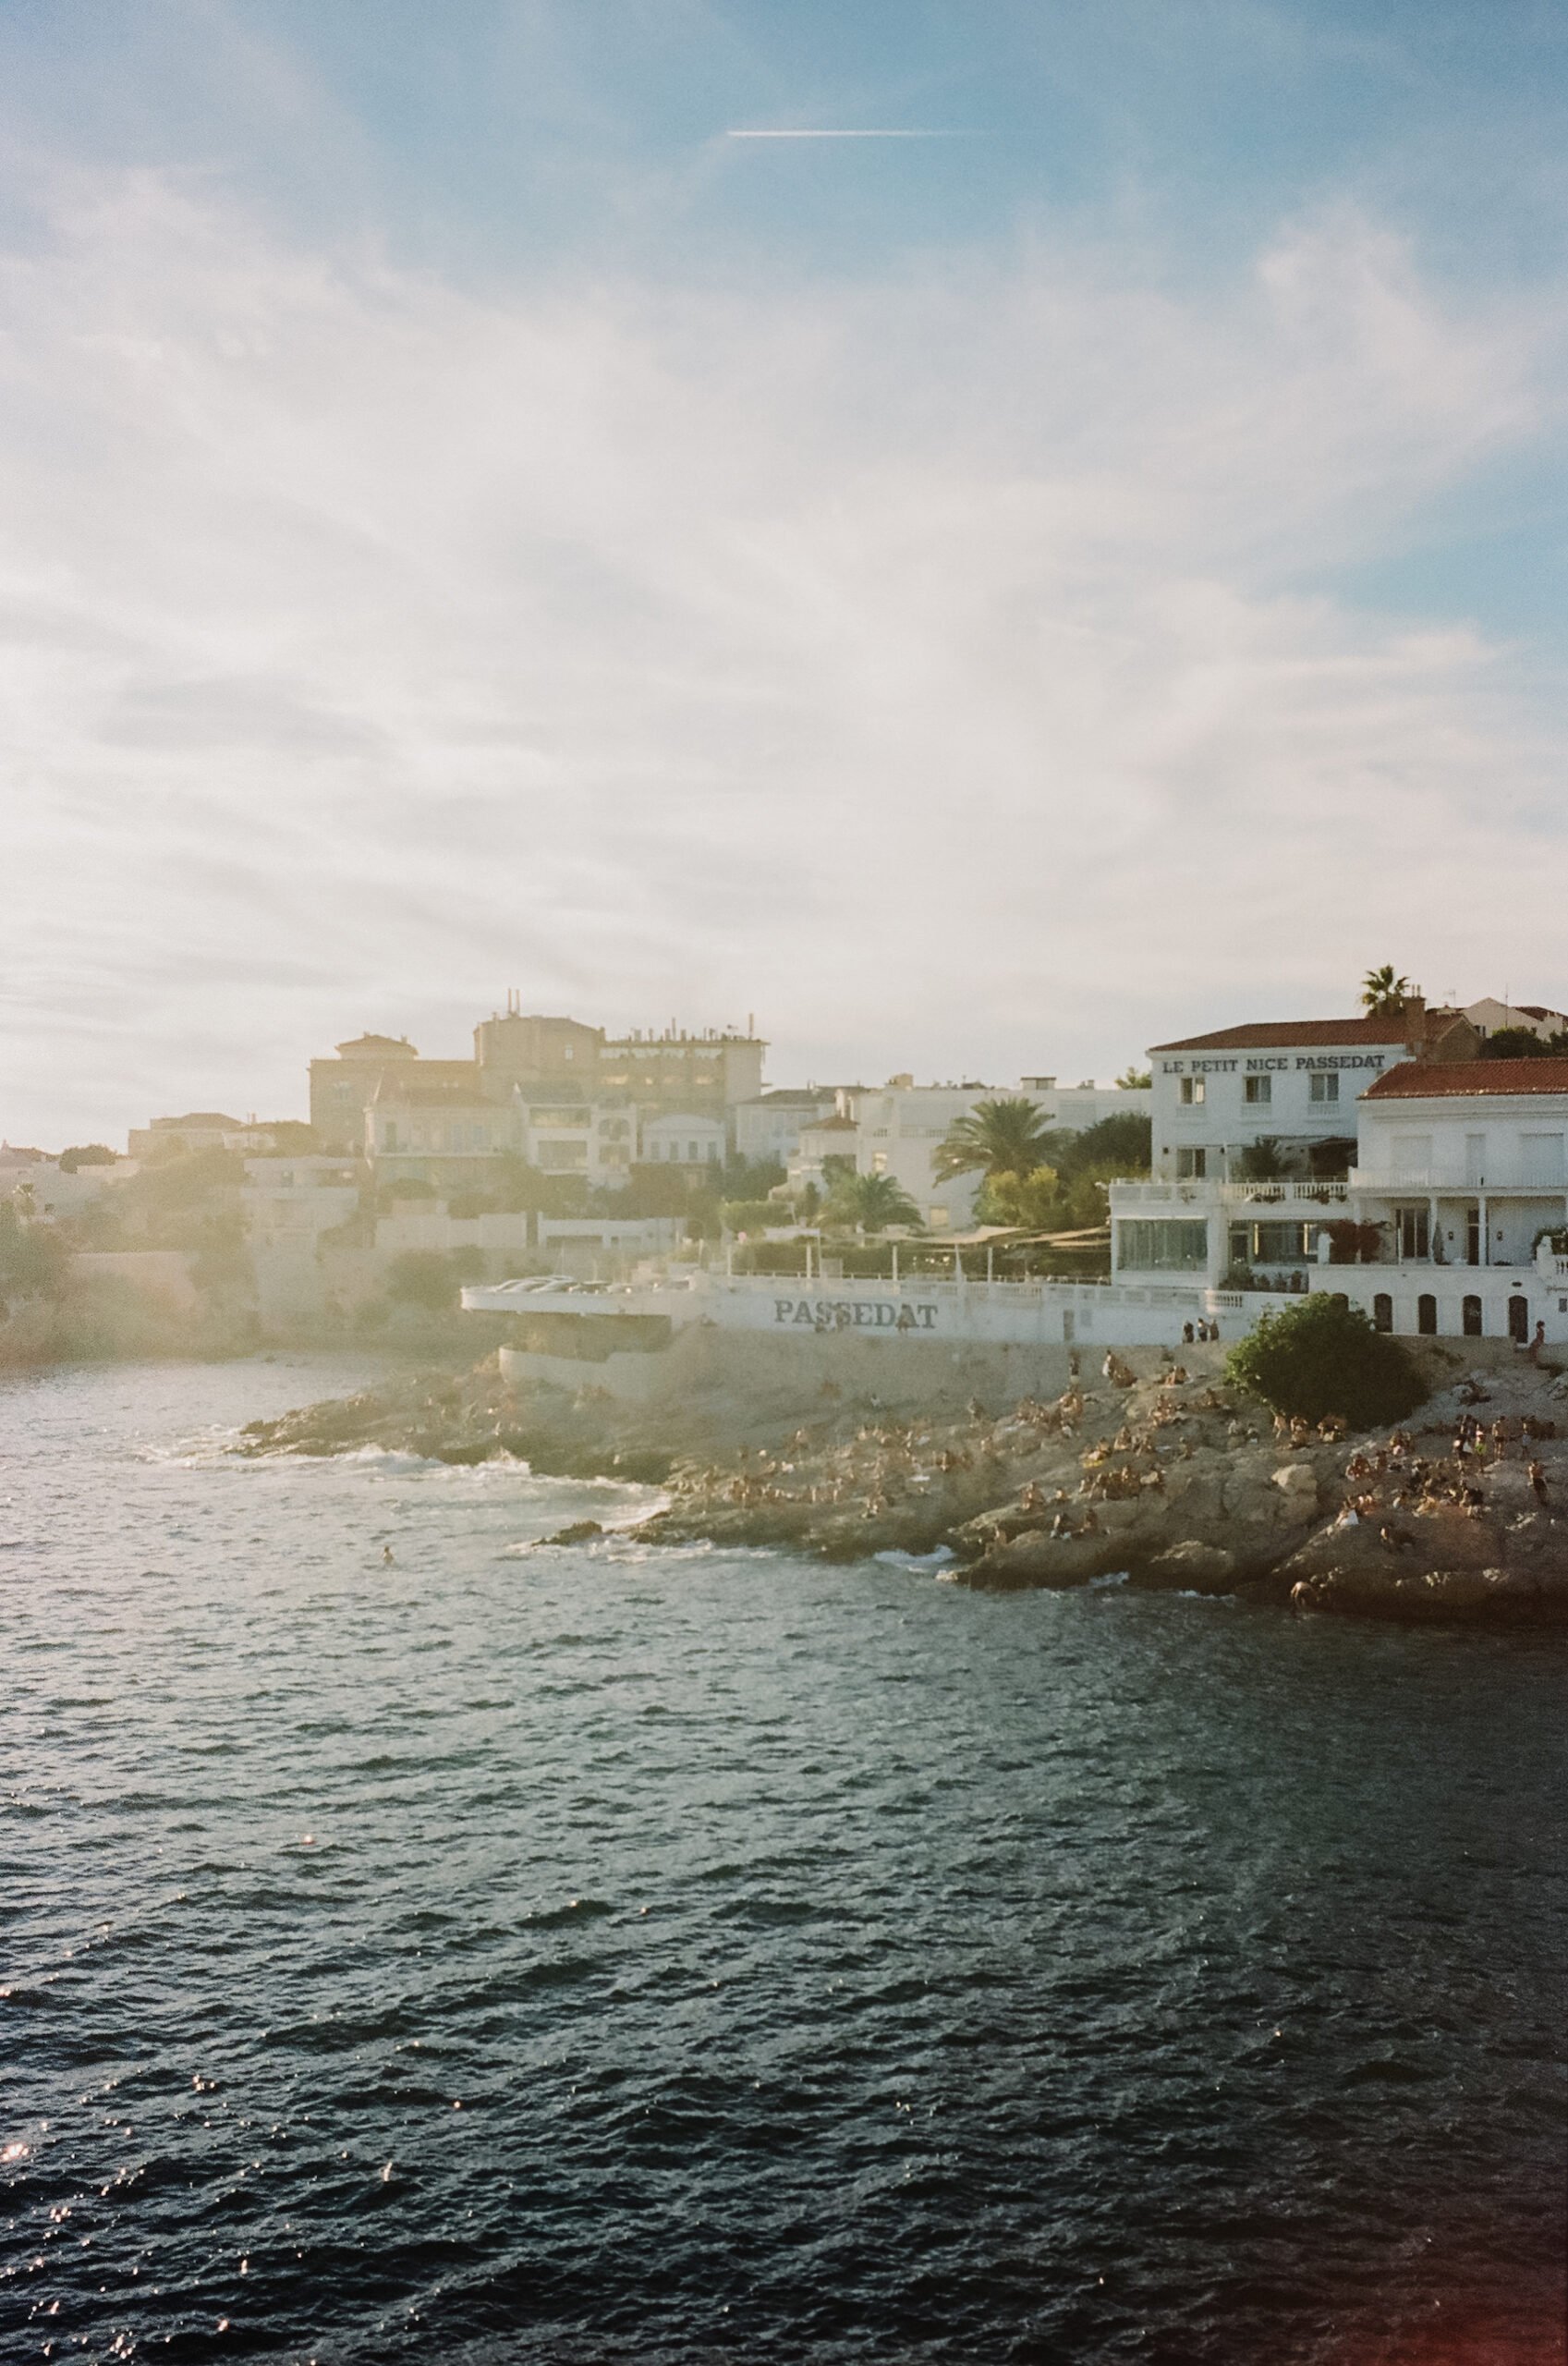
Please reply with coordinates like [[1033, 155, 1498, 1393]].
[[1403, 993, 1427, 1059]]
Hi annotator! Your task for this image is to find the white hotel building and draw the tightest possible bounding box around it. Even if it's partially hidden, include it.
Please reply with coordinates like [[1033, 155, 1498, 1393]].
[[1111, 1010, 1568, 1345]]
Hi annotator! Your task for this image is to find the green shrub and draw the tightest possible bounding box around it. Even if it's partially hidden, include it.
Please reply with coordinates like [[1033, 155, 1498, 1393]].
[[722, 1199, 784, 1235], [1225, 1293, 1425, 1430], [385, 1250, 461, 1311]]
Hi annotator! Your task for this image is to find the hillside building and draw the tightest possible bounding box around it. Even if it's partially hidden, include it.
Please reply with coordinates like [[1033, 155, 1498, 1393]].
[[787, 1074, 1153, 1231]]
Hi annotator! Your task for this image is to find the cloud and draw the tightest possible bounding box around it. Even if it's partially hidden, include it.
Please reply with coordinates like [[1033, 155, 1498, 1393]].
[[0, 165, 1563, 1140]]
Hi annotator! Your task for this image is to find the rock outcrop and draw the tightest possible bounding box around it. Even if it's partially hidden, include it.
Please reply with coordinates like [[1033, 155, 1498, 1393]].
[[238, 1346, 1568, 1626]]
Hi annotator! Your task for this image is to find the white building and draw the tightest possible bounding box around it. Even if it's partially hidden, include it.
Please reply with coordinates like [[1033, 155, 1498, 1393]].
[[1112, 1051, 1568, 1344], [787, 1075, 1154, 1231], [518, 1094, 635, 1188], [638, 1111, 726, 1170], [1462, 997, 1568, 1045], [241, 1156, 361, 1247], [733, 1089, 841, 1169], [1145, 1005, 1477, 1184]]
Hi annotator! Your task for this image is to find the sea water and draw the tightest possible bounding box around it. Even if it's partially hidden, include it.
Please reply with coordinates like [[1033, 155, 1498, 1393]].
[[1, 1358, 1563, 2363]]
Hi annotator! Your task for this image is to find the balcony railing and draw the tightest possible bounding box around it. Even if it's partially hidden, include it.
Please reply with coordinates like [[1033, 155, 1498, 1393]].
[[1348, 1167, 1568, 1193], [1111, 1178, 1349, 1208]]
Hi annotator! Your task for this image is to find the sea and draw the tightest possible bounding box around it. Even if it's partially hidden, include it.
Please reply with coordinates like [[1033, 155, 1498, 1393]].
[[1, 1356, 1563, 2366]]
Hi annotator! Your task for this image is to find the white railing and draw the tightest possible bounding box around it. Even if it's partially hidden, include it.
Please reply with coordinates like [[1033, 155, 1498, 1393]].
[[1110, 1178, 1348, 1208], [1349, 1167, 1568, 1192]]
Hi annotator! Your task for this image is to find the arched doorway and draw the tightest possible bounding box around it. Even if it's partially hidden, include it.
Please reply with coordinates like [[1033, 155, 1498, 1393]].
[[1463, 1295, 1483, 1336], [1508, 1296, 1530, 1344], [1373, 1293, 1392, 1333], [1417, 1294, 1438, 1335]]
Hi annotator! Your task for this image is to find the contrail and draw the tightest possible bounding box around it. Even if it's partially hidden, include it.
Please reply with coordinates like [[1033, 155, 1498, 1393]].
[[725, 128, 968, 140]]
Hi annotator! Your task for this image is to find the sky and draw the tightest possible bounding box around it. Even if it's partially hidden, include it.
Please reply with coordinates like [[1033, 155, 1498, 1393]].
[[3, 0, 1567, 1146]]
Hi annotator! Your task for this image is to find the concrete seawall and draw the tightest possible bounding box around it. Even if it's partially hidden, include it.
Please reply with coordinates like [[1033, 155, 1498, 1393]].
[[501, 1325, 1111, 1417]]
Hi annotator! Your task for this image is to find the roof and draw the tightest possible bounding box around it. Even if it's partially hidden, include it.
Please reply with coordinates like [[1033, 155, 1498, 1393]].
[[805, 1115, 859, 1132], [1515, 1006, 1568, 1025], [156, 1112, 243, 1128], [334, 1034, 417, 1058], [1149, 1018, 1408, 1053], [1365, 1058, 1568, 1101]]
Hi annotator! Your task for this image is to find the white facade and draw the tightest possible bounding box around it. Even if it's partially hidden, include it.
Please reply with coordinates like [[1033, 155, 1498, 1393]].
[[787, 1077, 1153, 1231], [1463, 997, 1568, 1044], [733, 1090, 839, 1168], [638, 1111, 725, 1169], [1148, 1019, 1414, 1182], [242, 1156, 361, 1247], [1113, 1055, 1568, 1344], [6, 1157, 142, 1221], [519, 1095, 635, 1186]]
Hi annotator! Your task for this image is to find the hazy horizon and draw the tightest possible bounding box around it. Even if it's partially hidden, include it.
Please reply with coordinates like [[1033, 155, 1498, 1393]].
[[5, 0, 1567, 1146]]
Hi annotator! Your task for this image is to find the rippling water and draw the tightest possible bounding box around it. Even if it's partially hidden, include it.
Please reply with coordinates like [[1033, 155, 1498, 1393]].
[[2, 1358, 1564, 2365]]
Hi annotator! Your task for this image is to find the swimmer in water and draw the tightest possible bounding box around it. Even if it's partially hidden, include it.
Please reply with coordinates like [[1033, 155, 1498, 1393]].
[[382, 1543, 395, 1565]]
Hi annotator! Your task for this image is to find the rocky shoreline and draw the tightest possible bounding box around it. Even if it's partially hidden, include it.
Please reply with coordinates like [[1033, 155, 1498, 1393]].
[[236, 1347, 1568, 1626]]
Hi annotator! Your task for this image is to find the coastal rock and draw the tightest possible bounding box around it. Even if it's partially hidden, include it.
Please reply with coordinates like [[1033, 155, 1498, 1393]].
[[237, 1342, 1568, 1627], [961, 1530, 1125, 1592], [1270, 1463, 1319, 1516], [1140, 1541, 1238, 1592]]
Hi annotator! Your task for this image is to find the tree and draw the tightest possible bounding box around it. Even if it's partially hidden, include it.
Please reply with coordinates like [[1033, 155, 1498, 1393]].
[[1226, 1294, 1425, 1429], [823, 1170, 922, 1234], [1055, 1111, 1151, 1178], [1115, 1065, 1152, 1090], [1478, 1027, 1551, 1061], [0, 1202, 71, 1307], [1234, 1136, 1289, 1181], [58, 1144, 116, 1172], [933, 1096, 1051, 1184], [1360, 965, 1412, 1015], [385, 1250, 471, 1312], [977, 1166, 1062, 1229], [722, 1200, 786, 1236]]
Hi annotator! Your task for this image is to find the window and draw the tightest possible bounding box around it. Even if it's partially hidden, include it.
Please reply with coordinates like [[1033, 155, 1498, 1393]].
[[1396, 1206, 1430, 1260], [1179, 1077, 1206, 1105], [1521, 1133, 1565, 1184], [1244, 1074, 1271, 1104], [1309, 1072, 1340, 1104], [1117, 1219, 1209, 1273], [1245, 1222, 1314, 1264], [1176, 1147, 1207, 1179]]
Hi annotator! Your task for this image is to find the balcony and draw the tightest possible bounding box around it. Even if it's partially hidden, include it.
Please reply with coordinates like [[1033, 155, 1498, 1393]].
[[1111, 1178, 1348, 1209], [1348, 1167, 1568, 1194]]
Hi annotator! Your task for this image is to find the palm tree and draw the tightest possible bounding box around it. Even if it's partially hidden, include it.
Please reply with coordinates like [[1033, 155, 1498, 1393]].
[[1360, 965, 1412, 1015], [823, 1170, 922, 1235], [932, 1095, 1052, 1183]]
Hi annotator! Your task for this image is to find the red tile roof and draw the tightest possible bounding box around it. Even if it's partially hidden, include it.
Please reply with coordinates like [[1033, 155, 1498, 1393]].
[[1149, 1018, 1409, 1053], [1365, 1058, 1568, 1100]]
